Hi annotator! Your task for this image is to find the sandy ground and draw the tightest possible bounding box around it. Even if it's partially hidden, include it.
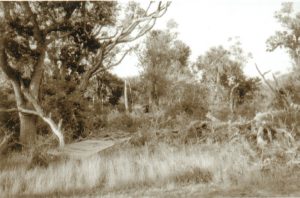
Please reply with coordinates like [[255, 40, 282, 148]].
[[21, 182, 300, 198], [92, 182, 300, 198]]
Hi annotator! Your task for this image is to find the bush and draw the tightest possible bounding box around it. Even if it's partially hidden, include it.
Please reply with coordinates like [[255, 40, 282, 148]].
[[0, 87, 19, 134], [165, 85, 208, 120], [209, 102, 231, 121], [107, 111, 142, 133]]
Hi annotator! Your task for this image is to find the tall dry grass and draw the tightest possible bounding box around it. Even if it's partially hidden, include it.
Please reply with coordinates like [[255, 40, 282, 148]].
[[0, 139, 261, 197]]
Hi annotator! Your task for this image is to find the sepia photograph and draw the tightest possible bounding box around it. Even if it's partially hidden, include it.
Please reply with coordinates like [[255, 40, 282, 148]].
[[0, 0, 300, 197]]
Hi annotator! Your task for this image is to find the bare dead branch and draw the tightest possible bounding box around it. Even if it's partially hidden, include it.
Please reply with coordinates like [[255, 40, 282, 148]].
[[104, 28, 124, 52], [1, 104, 65, 148], [93, 48, 132, 77], [124, 80, 129, 112], [106, 48, 131, 68], [119, 19, 156, 43], [255, 63, 277, 94], [98, 2, 170, 47], [145, 2, 154, 15], [263, 70, 271, 76], [229, 83, 240, 115], [93, 25, 103, 37], [272, 73, 280, 88], [0, 106, 42, 117], [0, 133, 13, 154], [97, 28, 120, 41], [256, 63, 300, 110], [79, 2, 170, 90], [0, 108, 18, 113]]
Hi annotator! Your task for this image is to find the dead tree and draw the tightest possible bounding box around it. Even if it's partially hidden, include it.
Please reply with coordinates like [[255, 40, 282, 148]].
[[229, 83, 240, 118], [254, 64, 297, 150], [124, 80, 129, 113]]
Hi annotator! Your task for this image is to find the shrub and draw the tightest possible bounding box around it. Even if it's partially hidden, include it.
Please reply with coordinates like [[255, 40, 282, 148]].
[[107, 111, 142, 133], [0, 87, 19, 134], [165, 85, 208, 120]]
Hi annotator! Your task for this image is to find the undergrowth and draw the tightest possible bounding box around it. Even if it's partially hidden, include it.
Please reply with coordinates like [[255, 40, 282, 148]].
[[1, 137, 297, 197]]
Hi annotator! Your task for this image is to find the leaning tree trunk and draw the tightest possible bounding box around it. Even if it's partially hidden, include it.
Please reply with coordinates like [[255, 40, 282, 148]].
[[12, 82, 39, 147]]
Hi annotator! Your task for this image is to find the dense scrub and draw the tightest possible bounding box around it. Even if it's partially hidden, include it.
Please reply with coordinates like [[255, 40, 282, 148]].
[[0, 1, 300, 197]]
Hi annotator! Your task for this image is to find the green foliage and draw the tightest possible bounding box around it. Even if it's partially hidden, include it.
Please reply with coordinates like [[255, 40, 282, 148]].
[[195, 45, 246, 88], [84, 71, 124, 106], [0, 87, 19, 134], [106, 111, 143, 133], [165, 83, 209, 119], [41, 78, 87, 140], [262, 73, 300, 138], [194, 44, 260, 118], [3, 2, 116, 83], [138, 28, 191, 107], [234, 77, 261, 105], [266, 2, 300, 67], [41, 76, 113, 140], [40, 65, 125, 140]]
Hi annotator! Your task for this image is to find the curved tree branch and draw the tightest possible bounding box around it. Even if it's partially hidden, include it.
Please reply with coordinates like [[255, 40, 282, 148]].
[[19, 81, 65, 147], [0, 133, 13, 154], [93, 48, 132, 77]]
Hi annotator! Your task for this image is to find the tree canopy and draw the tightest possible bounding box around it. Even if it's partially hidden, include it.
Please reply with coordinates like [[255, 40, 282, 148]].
[[267, 2, 300, 68], [0, 1, 170, 147], [136, 27, 191, 106]]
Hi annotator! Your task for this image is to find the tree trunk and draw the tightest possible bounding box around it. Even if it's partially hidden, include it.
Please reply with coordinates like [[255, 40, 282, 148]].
[[10, 81, 38, 147], [124, 80, 129, 113], [11, 81, 38, 147], [19, 113, 37, 146]]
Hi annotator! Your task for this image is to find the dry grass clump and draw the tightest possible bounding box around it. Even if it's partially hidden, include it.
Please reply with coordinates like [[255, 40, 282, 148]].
[[173, 167, 213, 184]]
